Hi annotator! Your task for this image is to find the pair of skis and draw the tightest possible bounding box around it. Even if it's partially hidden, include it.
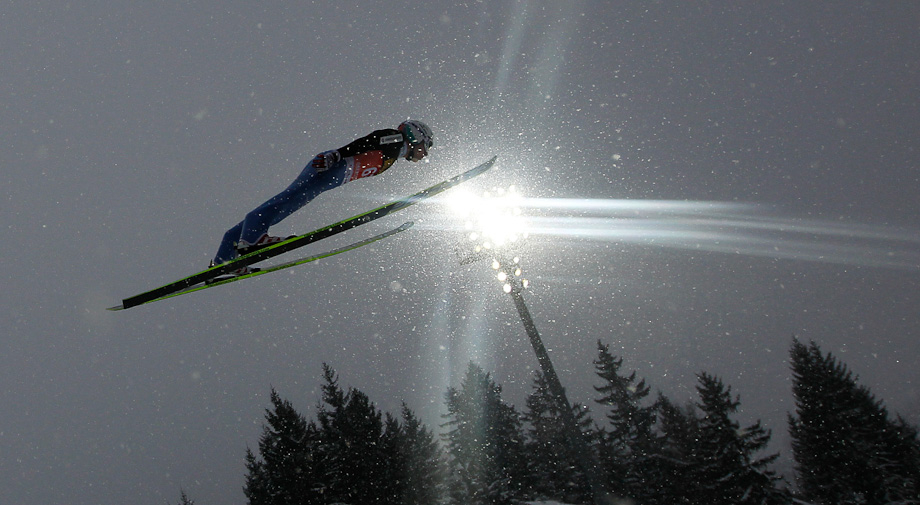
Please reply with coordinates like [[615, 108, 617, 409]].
[[108, 156, 497, 311]]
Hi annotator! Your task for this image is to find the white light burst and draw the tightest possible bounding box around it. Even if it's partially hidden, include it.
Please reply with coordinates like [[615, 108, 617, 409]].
[[447, 185, 531, 291], [449, 186, 528, 249]]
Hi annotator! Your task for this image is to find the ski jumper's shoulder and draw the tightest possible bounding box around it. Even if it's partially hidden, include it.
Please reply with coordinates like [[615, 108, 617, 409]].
[[337, 129, 404, 159]]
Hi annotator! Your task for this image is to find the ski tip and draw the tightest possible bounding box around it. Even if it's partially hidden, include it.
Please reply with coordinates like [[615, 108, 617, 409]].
[[106, 304, 125, 311]]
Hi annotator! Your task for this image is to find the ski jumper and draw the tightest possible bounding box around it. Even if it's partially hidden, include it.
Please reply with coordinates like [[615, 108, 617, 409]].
[[213, 129, 407, 264]]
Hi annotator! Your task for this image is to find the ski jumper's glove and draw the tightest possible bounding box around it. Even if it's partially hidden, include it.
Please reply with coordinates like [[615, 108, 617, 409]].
[[311, 150, 341, 172]]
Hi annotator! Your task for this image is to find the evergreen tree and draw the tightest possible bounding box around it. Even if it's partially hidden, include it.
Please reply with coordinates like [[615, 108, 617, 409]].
[[399, 404, 448, 505], [443, 362, 528, 505], [789, 338, 920, 504], [173, 489, 195, 505], [243, 367, 448, 505], [655, 395, 701, 504], [883, 417, 920, 502], [373, 412, 404, 504], [592, 341, 661, 502], [316, 364, 393, 505], [522, 370, 594, 503], [244, 388, 323, 505], [692, 373, 785, 505]]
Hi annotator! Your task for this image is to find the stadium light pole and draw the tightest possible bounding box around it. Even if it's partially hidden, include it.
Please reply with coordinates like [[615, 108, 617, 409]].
[[492, 256, 617, 505], [450, 185, 617, 504]]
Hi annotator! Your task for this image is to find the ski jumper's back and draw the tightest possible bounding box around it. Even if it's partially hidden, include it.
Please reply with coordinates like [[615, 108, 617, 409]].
[[336, 129, 405, 183]]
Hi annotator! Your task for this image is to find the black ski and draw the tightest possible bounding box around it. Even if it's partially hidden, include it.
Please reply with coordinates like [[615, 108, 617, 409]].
[[114, 156, 497, 310], [107, 222, 414, 311]]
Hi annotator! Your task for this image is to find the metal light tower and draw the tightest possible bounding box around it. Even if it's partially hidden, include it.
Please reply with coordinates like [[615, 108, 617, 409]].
[[451, 185, 617, 504], [492, 255, 616, 505]]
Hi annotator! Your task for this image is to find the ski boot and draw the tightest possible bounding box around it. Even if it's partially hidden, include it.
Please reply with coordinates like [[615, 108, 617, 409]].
[[236, 233, 296, 256]]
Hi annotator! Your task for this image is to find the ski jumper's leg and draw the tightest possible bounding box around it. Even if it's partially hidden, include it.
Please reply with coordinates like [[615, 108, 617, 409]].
[[213, 222, 245, 264], [212, 160, 348, 263]]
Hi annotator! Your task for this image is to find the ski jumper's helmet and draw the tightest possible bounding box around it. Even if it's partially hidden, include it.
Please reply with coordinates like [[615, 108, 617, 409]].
[[398, 120, 433, 148]]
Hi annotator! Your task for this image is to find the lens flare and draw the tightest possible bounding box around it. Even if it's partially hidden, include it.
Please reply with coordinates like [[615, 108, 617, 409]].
[[441, 194, 920, 271], [446, 186, 532, 291], [446, 186, 529, 251], [515, 198, 920, 270]]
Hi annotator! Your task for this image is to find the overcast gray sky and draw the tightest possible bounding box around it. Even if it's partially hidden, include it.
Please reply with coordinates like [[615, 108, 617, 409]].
[[3, 2, 919, 504]]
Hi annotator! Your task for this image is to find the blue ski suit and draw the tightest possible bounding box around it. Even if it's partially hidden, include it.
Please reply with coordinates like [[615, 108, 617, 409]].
[[213, 129, 408, 264]]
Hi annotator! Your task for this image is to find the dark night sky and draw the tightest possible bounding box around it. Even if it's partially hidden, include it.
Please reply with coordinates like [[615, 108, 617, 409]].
[[2, 2, 919, 504]]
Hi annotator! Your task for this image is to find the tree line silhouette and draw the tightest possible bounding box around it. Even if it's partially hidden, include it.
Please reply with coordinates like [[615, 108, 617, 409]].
[[233, 338, 920, 505]]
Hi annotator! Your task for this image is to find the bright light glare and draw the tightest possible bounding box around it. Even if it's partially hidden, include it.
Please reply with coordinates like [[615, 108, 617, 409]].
[[446, 186, 529, 251], [445, 186, 532, 292]]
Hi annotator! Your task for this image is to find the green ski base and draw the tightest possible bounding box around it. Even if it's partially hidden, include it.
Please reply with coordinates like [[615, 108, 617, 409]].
[[107, 221, 413, 311]]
